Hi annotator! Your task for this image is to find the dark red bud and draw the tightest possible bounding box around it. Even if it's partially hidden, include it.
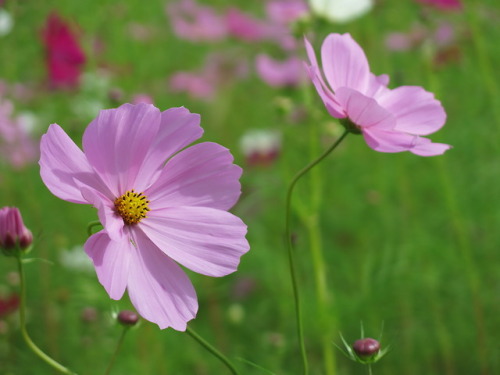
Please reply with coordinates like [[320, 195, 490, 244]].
[[353, 338, 380, 359], [117, 310, 139, 326]]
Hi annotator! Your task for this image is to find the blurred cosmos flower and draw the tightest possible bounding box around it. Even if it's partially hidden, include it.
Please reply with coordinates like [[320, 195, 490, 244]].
[[265, 0, 309, 25], [415, 0, 462, 11], [166, 0, 227, 42], [305, 33, 450, 156], [131, 93, 154, 104], [256, 55, 306, 87], [0, 207, 33, 253], [39, 103, 249, 330], [169, 53, 248, 101], [41, 12, 86, 89], [0, 8, 13, 37], [385, 22, 460, 68], [308, 0, 373, 23], [240, 129, 281, 167], [0, 97, 38, 168]]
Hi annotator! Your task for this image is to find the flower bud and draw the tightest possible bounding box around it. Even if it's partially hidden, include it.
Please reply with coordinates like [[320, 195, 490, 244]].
[[0, 207, 33, 254], [353, 338, 380, 359], [117, 310, 139, 326]]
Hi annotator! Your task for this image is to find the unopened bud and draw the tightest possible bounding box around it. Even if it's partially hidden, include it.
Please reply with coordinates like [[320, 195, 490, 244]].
[[117, 310, 139, 326], [0, 207, 33, 254], [353, 338, 380, 359]]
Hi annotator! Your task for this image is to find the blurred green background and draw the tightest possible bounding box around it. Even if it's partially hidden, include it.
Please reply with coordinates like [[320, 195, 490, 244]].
[[1, 0, 499, 374]]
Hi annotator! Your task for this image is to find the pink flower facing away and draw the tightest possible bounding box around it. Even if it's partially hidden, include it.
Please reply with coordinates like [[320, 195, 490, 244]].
[[305, 33, 450, 156], [41, 12, 86, 89], [256, 54, 306, 87], [415, 0, 462, 11], [39, 103, 250, 330], [166, 0, 227, 42]]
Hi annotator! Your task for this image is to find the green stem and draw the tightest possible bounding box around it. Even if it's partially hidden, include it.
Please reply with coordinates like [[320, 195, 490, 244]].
[[368, 364, 373, 375], [285, 130, 349, 375], [104, 327, 130, 375], [186, 326, 240, 375], [16, 255, 77, 375]]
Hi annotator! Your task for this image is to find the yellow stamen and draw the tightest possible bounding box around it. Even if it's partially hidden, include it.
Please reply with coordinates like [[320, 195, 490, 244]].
[[114, 189, 150, 225]]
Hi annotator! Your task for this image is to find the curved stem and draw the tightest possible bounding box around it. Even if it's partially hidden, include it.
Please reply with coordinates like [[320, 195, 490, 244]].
[[16, 256, 77, 375], [104, 326, 129, 375], [186, 326, 240, 375], [285, 130, 349, 375]]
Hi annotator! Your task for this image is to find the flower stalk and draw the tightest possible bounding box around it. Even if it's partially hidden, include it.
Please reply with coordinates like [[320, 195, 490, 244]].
[[186, 326, 240, 375], [16, 254, 77, 375], [285, 129, 349, 375]]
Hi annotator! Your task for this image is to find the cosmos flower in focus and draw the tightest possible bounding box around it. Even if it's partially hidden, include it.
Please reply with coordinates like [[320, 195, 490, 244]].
[[305, 33, 450, 156], [41, 12, 86, 89], [39, 103, 249, 330]]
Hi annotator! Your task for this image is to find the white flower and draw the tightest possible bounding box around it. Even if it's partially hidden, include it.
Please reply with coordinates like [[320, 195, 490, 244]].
[[309, 0, 373, 23], [0, 9, 13, 37]]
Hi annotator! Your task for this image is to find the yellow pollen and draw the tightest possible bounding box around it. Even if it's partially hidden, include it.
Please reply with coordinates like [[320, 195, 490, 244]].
[[114, 189, 150, 225]]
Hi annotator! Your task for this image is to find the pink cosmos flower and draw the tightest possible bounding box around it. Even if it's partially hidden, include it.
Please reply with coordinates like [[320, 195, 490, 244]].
[[41, 12, 86, 89], [39, 103, 249, 330], [265, 0, 309, 25], [255, 54, 306, 87], [166, 0, 227, 42], [305, 33, 450, 156]]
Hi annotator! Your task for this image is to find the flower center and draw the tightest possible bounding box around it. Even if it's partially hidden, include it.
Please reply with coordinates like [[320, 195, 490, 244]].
[[114, 190, 150, 225]]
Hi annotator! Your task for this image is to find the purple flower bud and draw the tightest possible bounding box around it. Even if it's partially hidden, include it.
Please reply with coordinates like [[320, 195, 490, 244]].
[[117, 310, 139, 326], [353, 338, 380, 359], [0, 207, 33, 253]]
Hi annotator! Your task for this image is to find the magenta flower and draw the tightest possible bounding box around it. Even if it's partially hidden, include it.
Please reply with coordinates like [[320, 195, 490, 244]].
[[305, 33, 450, 156], [41, 12, 86, 89], [39, 103, 249, 330]]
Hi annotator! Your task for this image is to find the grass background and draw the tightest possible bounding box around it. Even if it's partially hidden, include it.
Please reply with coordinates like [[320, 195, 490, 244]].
[[1, 0, 499, 374]]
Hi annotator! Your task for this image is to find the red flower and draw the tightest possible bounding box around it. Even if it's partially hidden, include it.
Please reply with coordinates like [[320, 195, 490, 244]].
[[41, 12, 86, 89]]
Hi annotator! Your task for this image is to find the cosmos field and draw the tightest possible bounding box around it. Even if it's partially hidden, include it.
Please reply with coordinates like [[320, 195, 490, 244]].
[[1, 0, 500, 374]]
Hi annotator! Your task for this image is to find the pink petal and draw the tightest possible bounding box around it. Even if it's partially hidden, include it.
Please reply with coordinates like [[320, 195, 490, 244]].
[[145, 142, 242, 211], [82, 103, 161, 196], [80, 186, 124, 242], [376, 86, 446, 135], [304, 37, 345, 117], [321, 33, 370, 94], [127, 229, 198, 330], [336, 87, 396, 129], [409, 137, 451, 156], [84, 231, 132, 300], [39, 124, 110, 204], [135, 107, 203, 187], [140, 206, 249, 277], [362, 128, 417, 153]]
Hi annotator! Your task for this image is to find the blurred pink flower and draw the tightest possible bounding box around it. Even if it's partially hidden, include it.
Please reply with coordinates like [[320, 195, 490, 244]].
[[169, 53, 248, 100], [166, 0, 227, 42], [39, 103, 249, 330], [41, 12, 86, 89], [265, 0, 309, 25], [0, 294, 19, 318], [256, 54, 306, 87], [131, 94, 154, 104], [305, 33, 450, 156], [0, 97, 38, 168], [415, 0, 462, 11], [226, 7, 296, 50]]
